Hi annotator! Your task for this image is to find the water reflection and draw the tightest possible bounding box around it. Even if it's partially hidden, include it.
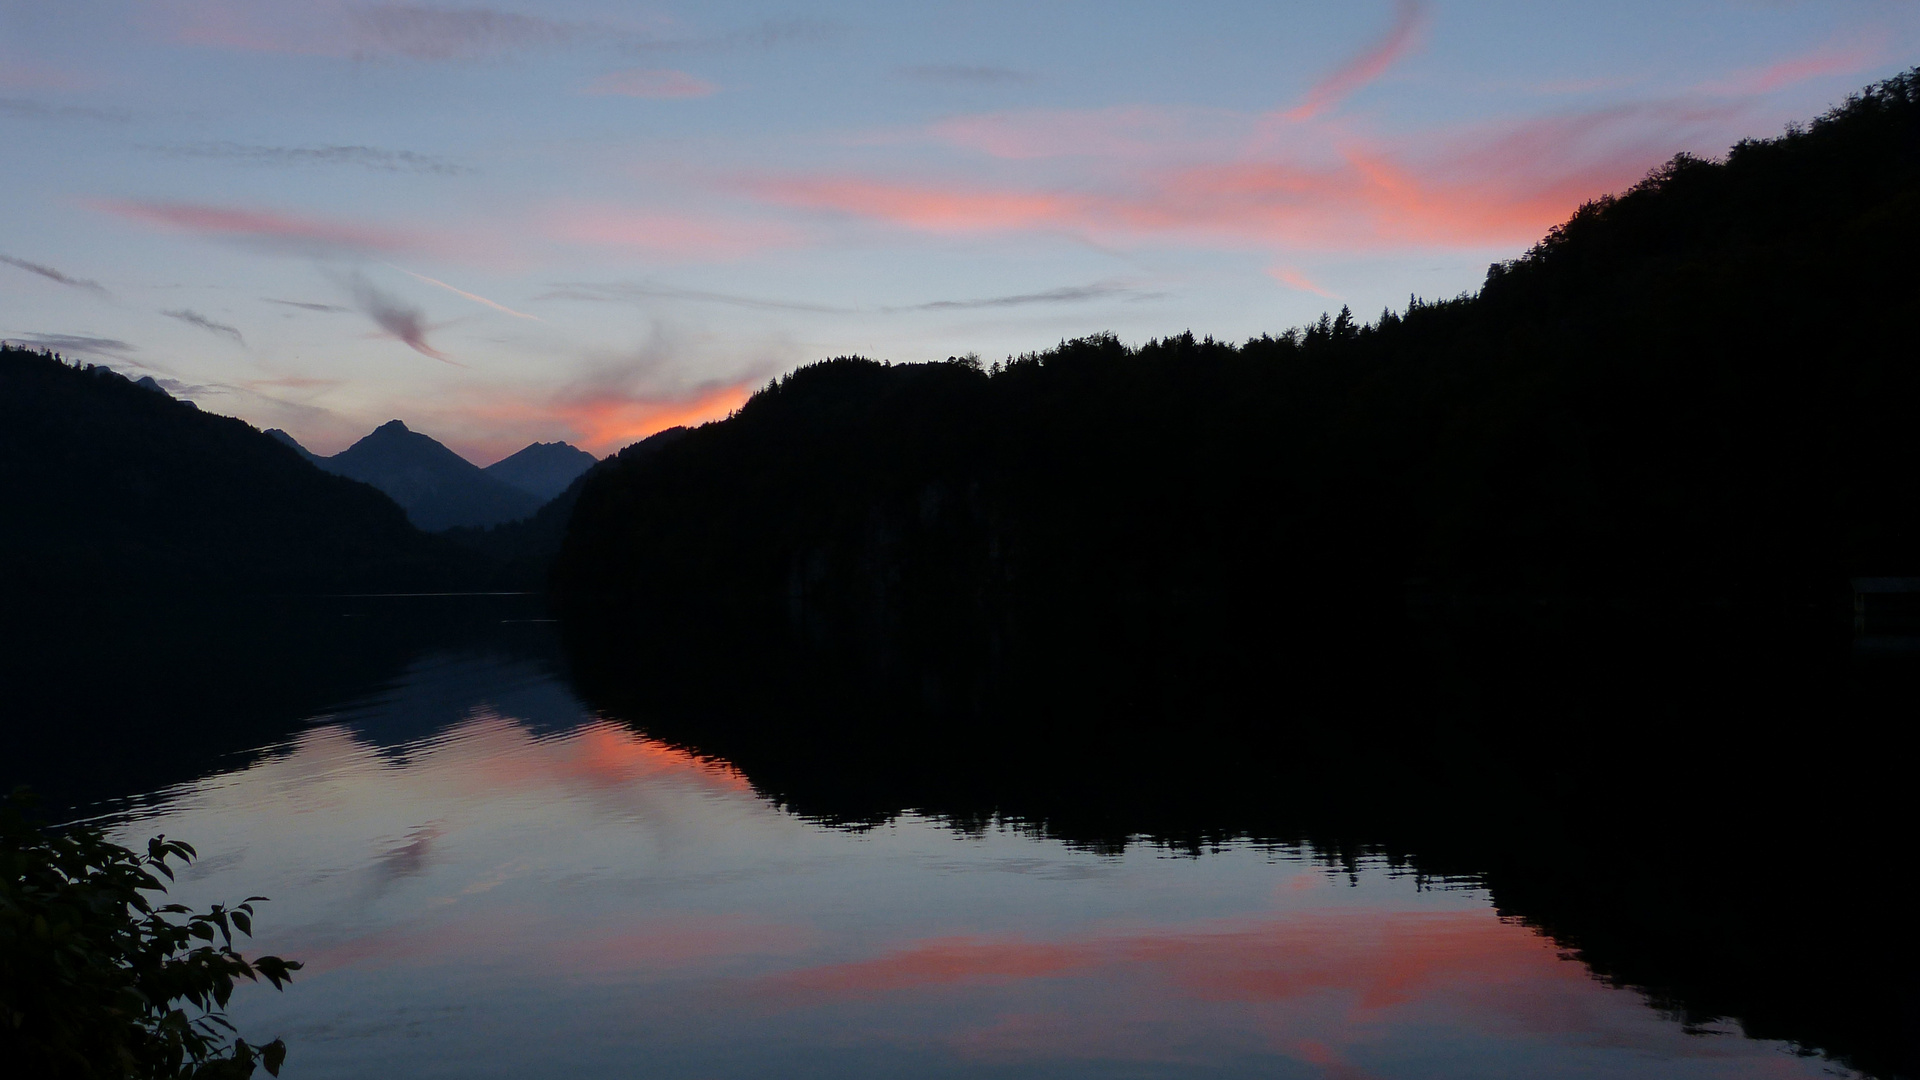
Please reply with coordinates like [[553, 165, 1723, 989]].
[[54, 624, 1858, 1080]]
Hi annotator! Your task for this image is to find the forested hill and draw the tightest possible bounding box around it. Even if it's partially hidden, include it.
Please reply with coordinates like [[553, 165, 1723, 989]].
[[0, 346, 477, 593], [555, 70, 1919, 682]]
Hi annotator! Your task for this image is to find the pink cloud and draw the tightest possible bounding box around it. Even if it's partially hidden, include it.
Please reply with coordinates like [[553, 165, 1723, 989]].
[[1268, 266, 1339, 299], [1697, 41, 1884, 97], [757, 97, 1743, 252], [1285, 0, 1430, 121], [89, 199, 421, 256], [582, 68, 717, 99], [753, 178, 1079, 234]]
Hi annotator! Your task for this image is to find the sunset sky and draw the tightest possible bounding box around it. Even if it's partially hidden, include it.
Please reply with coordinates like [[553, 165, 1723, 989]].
[[3, 1, 1915, 462]]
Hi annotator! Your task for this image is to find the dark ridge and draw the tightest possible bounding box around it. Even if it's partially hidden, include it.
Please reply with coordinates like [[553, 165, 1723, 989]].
[[0, 345, 479, 594], [444, 426, 691, 589], [265, 427, 319, 463]]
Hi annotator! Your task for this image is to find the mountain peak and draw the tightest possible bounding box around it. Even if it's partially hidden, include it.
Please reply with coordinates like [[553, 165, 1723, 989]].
[[484, 440, 599, 503], [321, 420, 541, 531], [265, 428, 318, 462]]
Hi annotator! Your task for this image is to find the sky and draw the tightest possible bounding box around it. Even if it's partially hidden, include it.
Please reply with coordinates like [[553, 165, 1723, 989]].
[[3, 1, 1916, 463]]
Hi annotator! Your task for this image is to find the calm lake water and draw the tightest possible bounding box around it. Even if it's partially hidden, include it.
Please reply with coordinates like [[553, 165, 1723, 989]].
[[17, 596, 1885, 1080]]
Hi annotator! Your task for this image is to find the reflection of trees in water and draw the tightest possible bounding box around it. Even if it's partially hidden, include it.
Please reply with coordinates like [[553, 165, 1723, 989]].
[[0, 594, 562, 816], [563, 599, 1912, 1080]]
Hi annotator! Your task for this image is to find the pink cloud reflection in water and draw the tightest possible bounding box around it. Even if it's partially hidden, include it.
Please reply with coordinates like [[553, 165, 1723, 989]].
[[103, 659, 1854, 1080]]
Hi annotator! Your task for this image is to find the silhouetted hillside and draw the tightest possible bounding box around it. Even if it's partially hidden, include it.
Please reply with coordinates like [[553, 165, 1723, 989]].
[[558, 71, 1920, 656], [0, 346, 477, 593], [484, 441, 597, 503], [445, 427, 688, 589], [550, 72, 1920, 1078], [322, 420, 541, 531], [265, 427, 319, 463]]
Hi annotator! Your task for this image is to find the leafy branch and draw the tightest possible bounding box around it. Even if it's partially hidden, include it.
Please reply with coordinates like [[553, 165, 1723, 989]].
[[1, 789, 301, 1078]]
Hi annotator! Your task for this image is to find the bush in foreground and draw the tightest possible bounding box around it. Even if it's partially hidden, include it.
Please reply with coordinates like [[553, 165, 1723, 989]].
[[0, 792, 300, 1078]]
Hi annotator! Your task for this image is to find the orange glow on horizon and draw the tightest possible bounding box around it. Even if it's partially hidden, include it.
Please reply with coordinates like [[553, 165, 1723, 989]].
[[461, 382, 752, 457], [556, 383, 752, 455]]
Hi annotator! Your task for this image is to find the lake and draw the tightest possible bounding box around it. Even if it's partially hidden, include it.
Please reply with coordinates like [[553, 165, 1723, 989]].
[[6, 594, 1907, 1078]]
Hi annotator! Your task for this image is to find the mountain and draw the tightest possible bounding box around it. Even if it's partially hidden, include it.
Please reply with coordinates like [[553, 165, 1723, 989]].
[[483, 441, 598, 503], [265, 428, 319, 463], [0, 345, 475, 593], [320, 420, 541, 532]]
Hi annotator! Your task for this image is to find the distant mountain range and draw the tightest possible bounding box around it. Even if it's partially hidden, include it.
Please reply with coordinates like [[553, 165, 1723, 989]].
[[1, 345, 475, 593], [270, 423, 597, 532]]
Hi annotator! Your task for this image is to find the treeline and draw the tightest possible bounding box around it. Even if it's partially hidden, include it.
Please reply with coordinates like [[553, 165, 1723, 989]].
[[556, 70, 1920, 712]]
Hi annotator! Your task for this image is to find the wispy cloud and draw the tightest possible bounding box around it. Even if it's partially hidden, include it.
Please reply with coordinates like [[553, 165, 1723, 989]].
[[0, 96, 128, 123], [888, 281, 1155, 311], [1696, 40, 1884, 97], [541, 280, 1150, 314], [161, 308, 246, 345], [542, 281, 848, 314], [344, 4, 574, 60], [346, 273, 451, 362], [1, 253, 110, 296], [396, 268, 541, 320], [626, 18, 839, 55], [581, 68, 716, 98], [1267, 266, 1339, 299], [92, 199, 421, 257], [156, 142, 471, 175], [896, 64, 1033, 85], [758, 97, 1745, 252], [170, 5, 832, 62], [1284, 0, 1430, 121], [2, 333, 136, 357], [263, 298, 350, 313]]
